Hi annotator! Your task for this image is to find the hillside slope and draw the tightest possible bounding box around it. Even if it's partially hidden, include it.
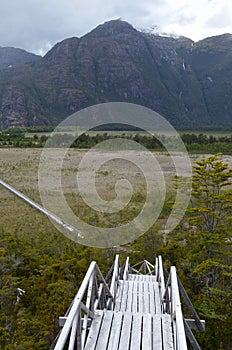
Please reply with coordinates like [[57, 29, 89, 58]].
[[0, 20, 231, 129]]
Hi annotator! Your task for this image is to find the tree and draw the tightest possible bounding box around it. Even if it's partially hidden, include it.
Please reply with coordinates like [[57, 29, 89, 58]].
[[189, 154, 232, 281], [160, 154, 232, 349], [190, 154, 232, 238]]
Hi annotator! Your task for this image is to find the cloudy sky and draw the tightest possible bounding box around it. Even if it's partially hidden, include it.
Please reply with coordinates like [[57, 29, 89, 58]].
[[1, 0, 232, 55]]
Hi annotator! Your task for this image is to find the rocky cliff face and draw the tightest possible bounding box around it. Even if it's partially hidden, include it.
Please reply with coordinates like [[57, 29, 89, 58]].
[[0, 20, 232, 129]]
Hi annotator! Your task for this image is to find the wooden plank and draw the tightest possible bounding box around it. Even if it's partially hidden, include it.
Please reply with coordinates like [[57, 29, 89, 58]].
[[130, 314, 142, 350], [149, 282, 156, 315], [126, 281, 134, 312], [132, 281, 138, 313], [162, 314, 174, 350], [84, 311, 104, 350], [118, 313, 132, 350], [144, 282, 150, 314], [154, 282, 161, 314], [114, 280, 124, 312], [153, 314, 163, 348], [107, 312, 123, 350], [134, 274, 139, 281], [142, 314, 152, 350], [185, 318, 205, 331], [95, 311, 113, 350], [128, 274, 135, 281], [146, 275, 154, 282], [138, 282, 144, 313], [120, 281, 129, 312]]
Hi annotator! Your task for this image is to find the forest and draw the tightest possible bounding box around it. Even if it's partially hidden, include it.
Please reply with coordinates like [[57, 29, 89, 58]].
[[0, 142, 231, 349], [0, 127, 232, 154]]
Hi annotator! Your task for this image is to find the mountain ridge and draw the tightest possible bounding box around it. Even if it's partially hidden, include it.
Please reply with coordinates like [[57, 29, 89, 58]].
[[0, 20, 232, 129]]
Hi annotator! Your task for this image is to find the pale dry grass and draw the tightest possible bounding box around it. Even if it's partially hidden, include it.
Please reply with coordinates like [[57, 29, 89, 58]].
[[0, 148, 231, 235]]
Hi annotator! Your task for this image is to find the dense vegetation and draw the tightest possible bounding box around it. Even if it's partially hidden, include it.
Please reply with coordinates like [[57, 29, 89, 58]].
[[159, 155, 232, 349], [0, 148, 231, 348], [0, 128, 232, 154]]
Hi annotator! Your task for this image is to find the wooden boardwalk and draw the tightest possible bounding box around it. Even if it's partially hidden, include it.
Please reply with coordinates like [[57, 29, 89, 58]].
[[115, 278, 160, 313], [85, 311, 173, 350], [84, 272, 173, 350], [51, 256, 205, 350]]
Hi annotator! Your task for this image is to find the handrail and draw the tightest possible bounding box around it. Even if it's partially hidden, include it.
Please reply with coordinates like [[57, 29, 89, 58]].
[[108, 255, 120, 308], [123, 256, 130, 280], [177, 276, 205, 333], [170, 267, 188, 350], [162, 266, 205, 350], [54, 261, 96, 349], [53, 261, 114, 350], [157, 256, 165, 299]]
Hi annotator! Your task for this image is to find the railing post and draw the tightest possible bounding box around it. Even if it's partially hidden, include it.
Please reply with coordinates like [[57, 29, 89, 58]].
[[170, 267, 188, 350], [123, 257, 130, 280], [110, 255, 119, 297], [155, 257, 158, 277], [158, 256, 165, 300]]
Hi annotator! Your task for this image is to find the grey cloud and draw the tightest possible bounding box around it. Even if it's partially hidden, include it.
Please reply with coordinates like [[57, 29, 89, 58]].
[[0, 0, 168, 54], [177, 14, 197, 26], [206, 5, 232, 29], [0, 0, 231, 55]]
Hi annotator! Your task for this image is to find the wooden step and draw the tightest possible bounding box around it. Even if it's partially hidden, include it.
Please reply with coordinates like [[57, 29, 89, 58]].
[[128, 274, 156, 282], [84, 311, 174, 350], [114, 280, 161, 314]]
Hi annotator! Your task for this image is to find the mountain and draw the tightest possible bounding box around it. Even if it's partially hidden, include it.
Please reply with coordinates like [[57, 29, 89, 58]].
[[0, 47, 40, 69], [0, 20, 232, 129]]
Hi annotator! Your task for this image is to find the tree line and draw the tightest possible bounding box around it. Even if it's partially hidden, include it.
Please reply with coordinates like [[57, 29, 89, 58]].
[[0, 129, 232, 153]]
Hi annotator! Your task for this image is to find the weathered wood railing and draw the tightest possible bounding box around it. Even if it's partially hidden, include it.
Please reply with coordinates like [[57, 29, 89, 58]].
[[123, 256, 130, 280], [156, 255, 166, 299], [163, 266, 188, 350], [53, 259, 114, 350], [130, 259, 155, 275], [107, 254, 120, 308], [162, 266, 205, 350]]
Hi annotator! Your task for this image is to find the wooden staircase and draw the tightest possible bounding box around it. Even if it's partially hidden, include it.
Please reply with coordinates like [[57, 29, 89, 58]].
[[84, 271, 174, 350], [52, 256, 205, 350]]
